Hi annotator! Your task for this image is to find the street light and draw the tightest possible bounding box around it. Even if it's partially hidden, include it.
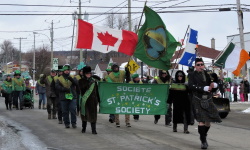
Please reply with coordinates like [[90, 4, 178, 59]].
[[35, 33, 52, 67], [33, 32, 37, 99]]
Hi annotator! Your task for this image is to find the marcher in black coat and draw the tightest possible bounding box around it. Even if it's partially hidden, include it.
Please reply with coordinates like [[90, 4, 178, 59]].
[[168, 70, 191, 134], [152, 70, 172, 126], [188, 58, 221, 149], [78, 66, 100, 134]]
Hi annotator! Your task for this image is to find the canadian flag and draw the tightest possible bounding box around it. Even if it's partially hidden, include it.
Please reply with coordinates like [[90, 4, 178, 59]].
[[76, 19, 138, 56]]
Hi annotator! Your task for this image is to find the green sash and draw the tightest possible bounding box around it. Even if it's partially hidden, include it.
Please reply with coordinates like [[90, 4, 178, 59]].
[[80, 83, 95, 116], [58, 76, 72, 89], [75, 75, 81, 81], [13, 78, 24, 86]]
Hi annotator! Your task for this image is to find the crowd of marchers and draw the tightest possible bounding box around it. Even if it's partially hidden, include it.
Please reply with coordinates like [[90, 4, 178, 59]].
[[1, 58, 228, 149]]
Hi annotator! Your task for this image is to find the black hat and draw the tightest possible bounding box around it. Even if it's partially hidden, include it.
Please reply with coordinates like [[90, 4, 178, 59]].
[[195, 58, 203, 64], [111, 64, 119, 72], [82, 66, 92, 73], [58, 65, 63, 72]]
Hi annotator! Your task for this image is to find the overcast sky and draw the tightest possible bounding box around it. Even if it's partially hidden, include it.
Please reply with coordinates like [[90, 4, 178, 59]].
[[0, 0, 249, 53]]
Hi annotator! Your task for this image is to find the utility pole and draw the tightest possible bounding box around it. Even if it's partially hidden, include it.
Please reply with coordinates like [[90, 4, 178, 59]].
[[236, 0, 247, 76], [128, 0, 132, 31], [78, 0, 83, 63], [33, 32, 37, 99], [14, 37, 27, 71], [50, 20, 54, 68], [71, 11, 77, 66]]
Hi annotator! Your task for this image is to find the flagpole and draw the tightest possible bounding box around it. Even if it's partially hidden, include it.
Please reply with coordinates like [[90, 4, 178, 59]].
[[170, 25, 190, 79], [128, 1, 147, 75], [214, 37, 235, 61]]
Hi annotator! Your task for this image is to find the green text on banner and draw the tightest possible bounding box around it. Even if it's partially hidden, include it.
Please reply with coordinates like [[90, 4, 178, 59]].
[[98, 82, 169, 115]]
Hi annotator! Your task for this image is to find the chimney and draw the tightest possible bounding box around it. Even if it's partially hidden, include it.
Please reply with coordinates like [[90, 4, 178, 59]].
[[211, 38, 215, 49]]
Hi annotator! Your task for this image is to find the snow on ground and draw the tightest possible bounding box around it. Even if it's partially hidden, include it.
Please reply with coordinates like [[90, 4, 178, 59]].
[[242, 107, 250, 113]]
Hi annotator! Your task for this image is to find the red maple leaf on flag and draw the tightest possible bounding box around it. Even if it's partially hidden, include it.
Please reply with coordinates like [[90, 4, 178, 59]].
[[97, 31, 118, 51]]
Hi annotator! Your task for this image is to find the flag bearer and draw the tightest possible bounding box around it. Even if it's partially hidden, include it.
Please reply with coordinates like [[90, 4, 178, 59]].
[[129, 74, 143, 121], [152, 70, 172, 126]]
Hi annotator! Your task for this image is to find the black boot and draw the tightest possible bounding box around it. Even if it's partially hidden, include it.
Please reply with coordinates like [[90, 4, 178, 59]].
[[91, 123, 97, 134], [198, 126, 208, 149], [9, 104, 12, 110], [81, 121, 87, 133], [184, 123, 189, 134], [204, 126, 210, 146], [173, 123, 177, 132]]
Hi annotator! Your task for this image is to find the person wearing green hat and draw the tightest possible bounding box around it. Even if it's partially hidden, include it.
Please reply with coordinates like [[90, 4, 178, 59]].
[[51, 65, 64, 124], [103, 66, 115, 123], [36, 74, 46, 109], [55, 64, 78, 128], [12, 70, 25, 110], [40, 69, 57, 119], [107, 64, 131, 127], [1, 74, 13, 110], [129, 74, 143, 121]]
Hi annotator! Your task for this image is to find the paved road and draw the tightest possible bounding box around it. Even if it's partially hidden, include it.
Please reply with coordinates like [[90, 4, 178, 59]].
[[0, 96, 250, 150]]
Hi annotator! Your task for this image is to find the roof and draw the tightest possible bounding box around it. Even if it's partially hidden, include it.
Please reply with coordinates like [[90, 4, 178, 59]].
[[171, 45, 221, 62], [111, 57, 130, 66]]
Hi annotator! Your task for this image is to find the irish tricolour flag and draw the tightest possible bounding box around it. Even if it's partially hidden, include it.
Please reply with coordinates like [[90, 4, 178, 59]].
[[76, 19, 138, 56], [214, 42, 250, 76]]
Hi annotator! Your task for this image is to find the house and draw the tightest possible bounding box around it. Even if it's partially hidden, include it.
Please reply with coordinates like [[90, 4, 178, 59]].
[[94, 56, 130, 79]]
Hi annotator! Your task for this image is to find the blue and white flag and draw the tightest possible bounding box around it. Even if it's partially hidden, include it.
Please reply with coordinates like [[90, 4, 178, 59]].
[[179, 28, 198, 66]]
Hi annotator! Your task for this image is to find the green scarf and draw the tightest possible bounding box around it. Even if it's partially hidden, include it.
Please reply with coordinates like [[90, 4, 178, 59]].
[[80, 83, 95, 116], [170, 83, 186, 91], [108, 71, 125, 83], [37, 80, 45, 87], [154, 77, 169, 84]]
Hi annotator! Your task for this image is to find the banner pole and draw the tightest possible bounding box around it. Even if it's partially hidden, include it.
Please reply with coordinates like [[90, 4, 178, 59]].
[[170, 25, 190, 81]]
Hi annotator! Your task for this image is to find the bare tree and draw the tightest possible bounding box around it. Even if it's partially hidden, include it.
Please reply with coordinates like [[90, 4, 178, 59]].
[[0, 40, 19, 63], [117, 14, 128, 30], [104, 12, 116, 29], [23, 46, 50, 79]]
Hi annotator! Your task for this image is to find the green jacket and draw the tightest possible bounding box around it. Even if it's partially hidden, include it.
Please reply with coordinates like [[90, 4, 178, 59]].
[[12, 77, 25, 91], [2, 80, 13, 94]]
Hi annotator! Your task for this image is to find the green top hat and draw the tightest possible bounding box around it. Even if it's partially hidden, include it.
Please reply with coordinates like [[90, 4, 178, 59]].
[[63, 64, 71, 71]]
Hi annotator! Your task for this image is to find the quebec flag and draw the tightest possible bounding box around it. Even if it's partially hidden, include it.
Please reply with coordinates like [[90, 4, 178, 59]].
[[179, 28, 198, 66]]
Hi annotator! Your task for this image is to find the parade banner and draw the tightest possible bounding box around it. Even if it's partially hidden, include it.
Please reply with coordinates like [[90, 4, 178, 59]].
[[99, 82, 169, 115]]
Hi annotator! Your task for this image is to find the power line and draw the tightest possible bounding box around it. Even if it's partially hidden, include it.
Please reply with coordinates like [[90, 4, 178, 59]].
[[0, 8, 239, 16], [0, 3, 239, 8]]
